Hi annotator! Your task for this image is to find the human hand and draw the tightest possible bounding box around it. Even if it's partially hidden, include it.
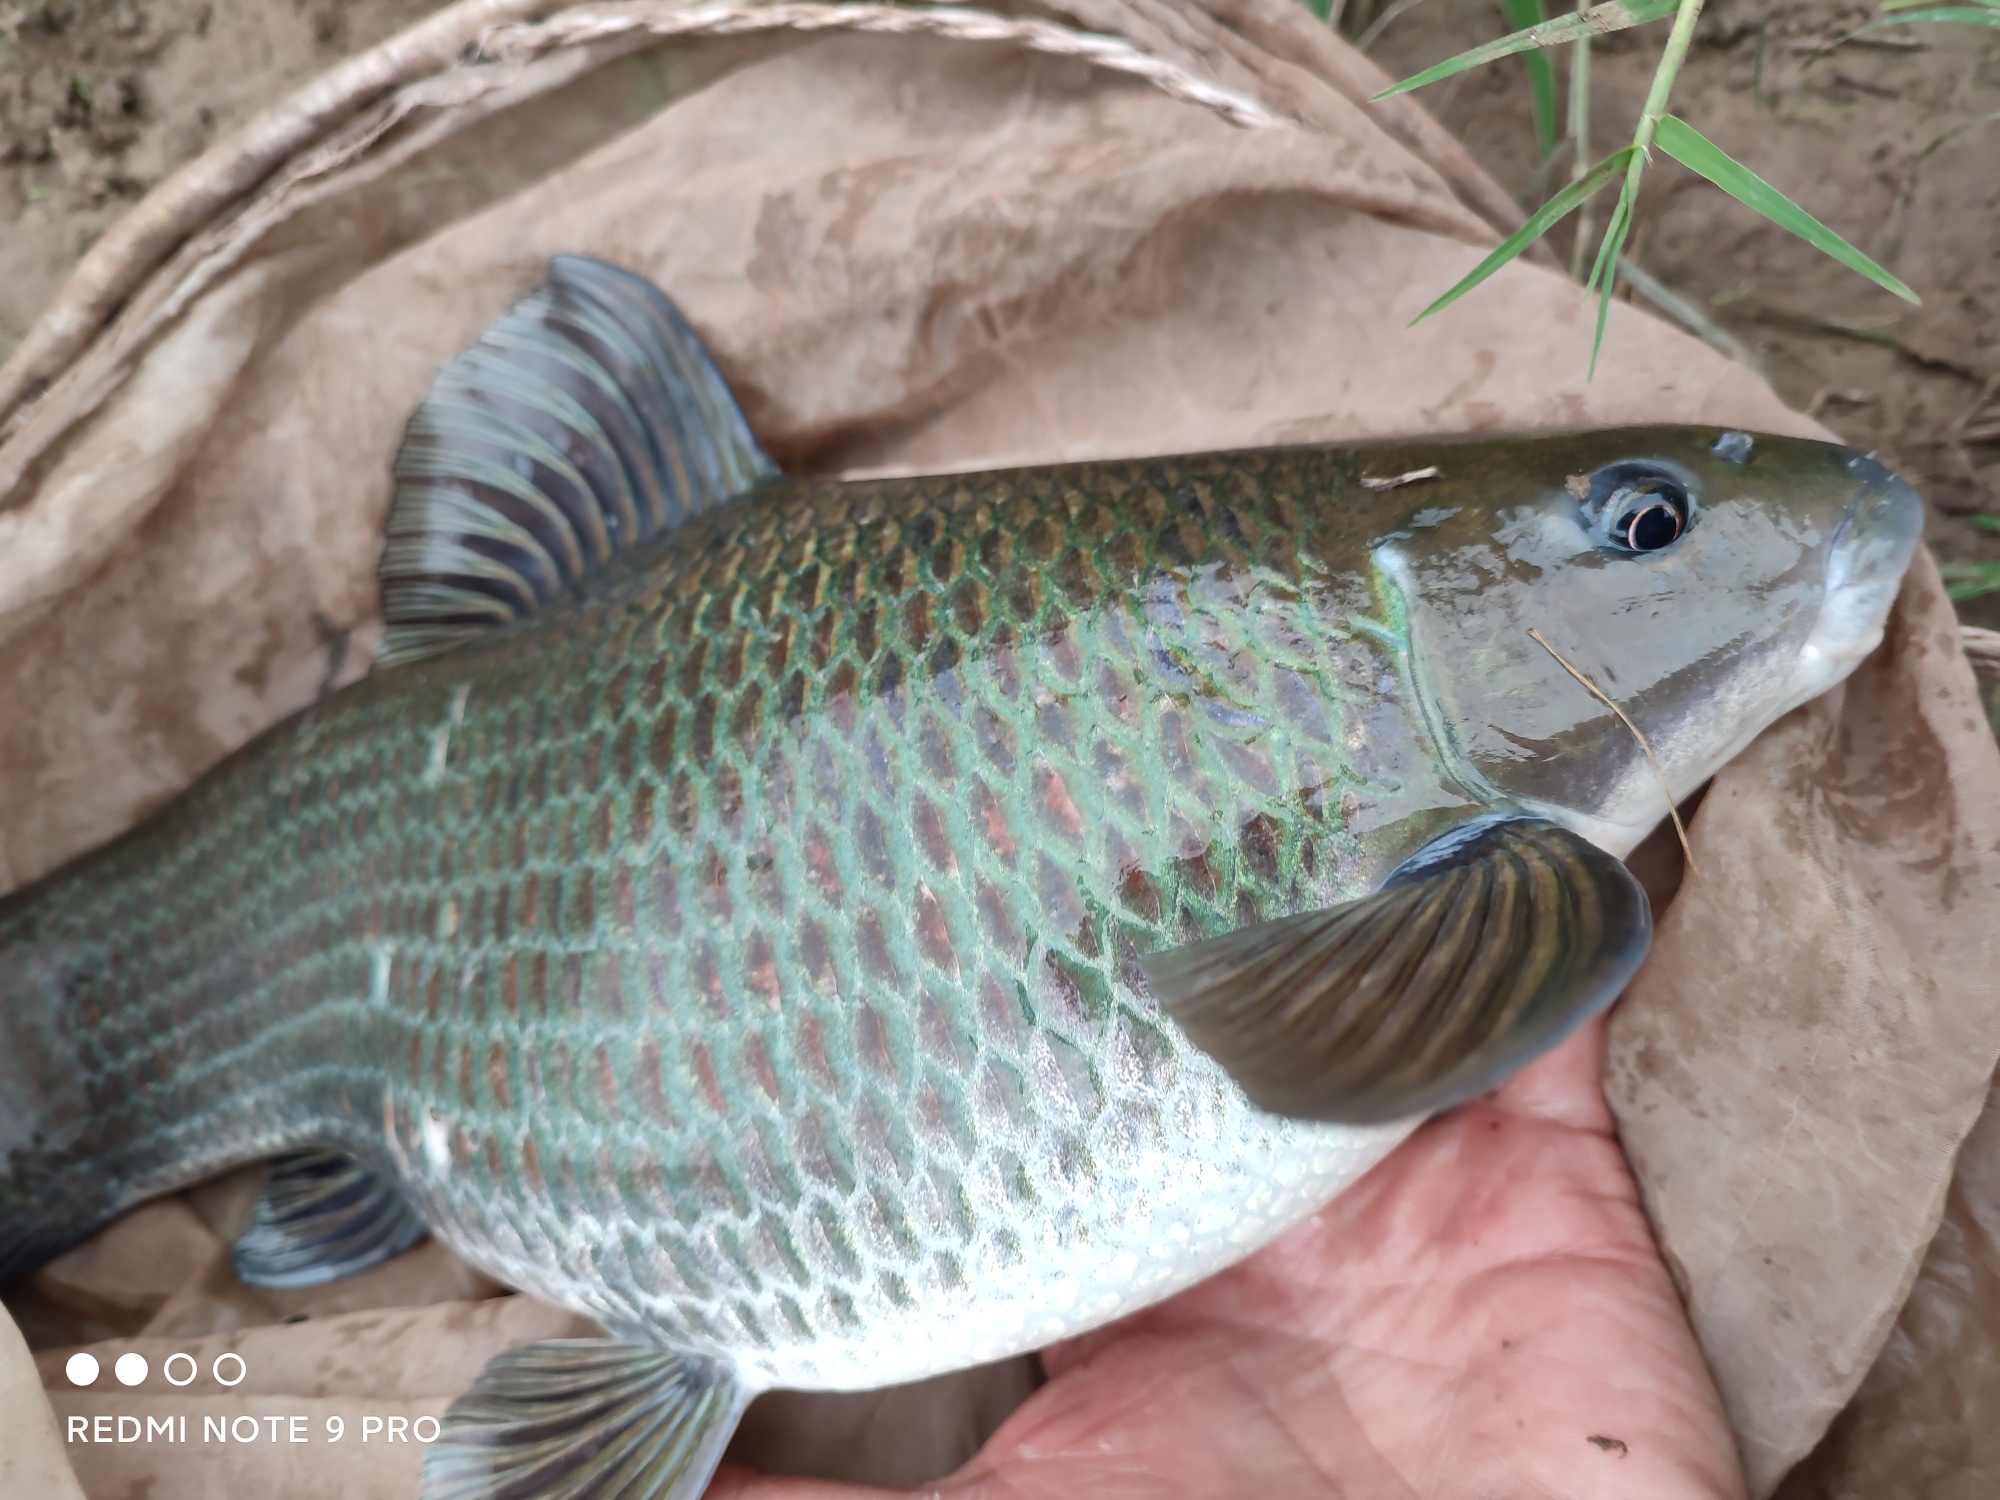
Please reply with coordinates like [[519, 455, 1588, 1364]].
[[711, 1015, 1744, 1499]]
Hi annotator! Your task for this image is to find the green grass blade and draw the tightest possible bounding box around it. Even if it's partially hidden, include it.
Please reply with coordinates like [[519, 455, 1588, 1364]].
[[1372, 0, 1675, 99], [1567, 4, 1596, 279], [1582, 160, 1636, 299], [1881, 0, 1996, 11], [1586, 190, 1635, 376], [1653, 115, 1919, 303], [1501, 0, 1560, 156], [1863, 6, 2000, 24], [1412, 147, 1637, 325], [1971, 515, 2000, 533], [1582, 194, 1621, 297], [1942, 561, 2000, 602]]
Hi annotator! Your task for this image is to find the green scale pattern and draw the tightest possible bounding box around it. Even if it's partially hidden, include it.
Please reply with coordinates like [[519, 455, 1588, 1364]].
[[1, 449, 1482, 1389]]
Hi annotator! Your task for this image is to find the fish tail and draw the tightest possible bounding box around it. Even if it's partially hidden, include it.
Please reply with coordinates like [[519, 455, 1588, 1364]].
[[0, 919, 113, 1282], [0, 845, 359, 1284]]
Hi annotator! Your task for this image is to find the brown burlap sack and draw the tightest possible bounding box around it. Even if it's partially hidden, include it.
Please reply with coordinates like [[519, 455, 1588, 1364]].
[[1776, 1090, 2000, 1500], [2, 2, 1997, 1495], [1608, 547, 2000, 1494]]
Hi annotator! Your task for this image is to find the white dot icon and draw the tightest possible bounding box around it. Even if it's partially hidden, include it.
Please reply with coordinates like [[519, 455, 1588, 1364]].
[[114, 1352, 148, 1386], [65, 1352, 99, 1387]]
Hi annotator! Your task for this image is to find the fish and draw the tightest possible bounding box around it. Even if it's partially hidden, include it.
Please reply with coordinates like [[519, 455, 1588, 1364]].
[[0, 256, 1921, 1499]]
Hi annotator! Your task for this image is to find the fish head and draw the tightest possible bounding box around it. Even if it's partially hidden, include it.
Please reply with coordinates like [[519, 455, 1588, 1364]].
[[1373, 426, 1922, 855]]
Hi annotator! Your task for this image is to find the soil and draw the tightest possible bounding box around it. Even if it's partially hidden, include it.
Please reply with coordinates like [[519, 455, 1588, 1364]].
[[0, 0, 439, 360], [4, 1, 1995, 617]]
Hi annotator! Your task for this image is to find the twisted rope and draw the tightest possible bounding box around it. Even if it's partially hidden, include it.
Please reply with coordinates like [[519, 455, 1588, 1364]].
[[476, 2, 1282, 129]]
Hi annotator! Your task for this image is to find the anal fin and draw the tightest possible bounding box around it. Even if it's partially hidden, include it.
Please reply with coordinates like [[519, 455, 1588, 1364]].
[[422, 1340, 748, 1500], [1140, 817, 1651, 1125], [231, 1148, 428, 1288]]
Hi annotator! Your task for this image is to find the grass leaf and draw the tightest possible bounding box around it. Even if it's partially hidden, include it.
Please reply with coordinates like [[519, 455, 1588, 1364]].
[[1863, 6, 2000, 24], [1653, 115, 1919, 303], [1501, 0, 1560, 157], [1881, 0, 1996, 10], [1372, 0, 1676, 99], [1412, 147, 1637, 325], [1582, 185, 1624, 298], [1942, 561, 2000, 602], [1585, 190, 1635, 376]]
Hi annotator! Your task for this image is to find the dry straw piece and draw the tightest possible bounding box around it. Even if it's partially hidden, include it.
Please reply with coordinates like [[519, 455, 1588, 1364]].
[[1527, 625, 1704, 883]]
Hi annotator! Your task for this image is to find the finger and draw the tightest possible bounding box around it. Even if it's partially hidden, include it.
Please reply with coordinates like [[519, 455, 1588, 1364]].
[[1487, 1011, 1613, 1133], [706, 1462, 902, 1500]]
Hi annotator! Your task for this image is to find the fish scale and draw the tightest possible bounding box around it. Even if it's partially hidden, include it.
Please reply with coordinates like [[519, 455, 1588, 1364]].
[[0, 257, 1923, 1499], [2, 449, 1439, 1387], [370, 451, 1445, 1387]]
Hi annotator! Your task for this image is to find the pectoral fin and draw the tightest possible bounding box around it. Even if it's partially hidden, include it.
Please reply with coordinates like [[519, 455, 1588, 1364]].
[[231, 1148, 428, 1288], [1140, 817, 1649, 1125], [422, 1340, 748, 1500]]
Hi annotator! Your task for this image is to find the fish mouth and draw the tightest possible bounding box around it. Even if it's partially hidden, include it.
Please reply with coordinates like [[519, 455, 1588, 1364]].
[[1791, 450, 1923, 701]]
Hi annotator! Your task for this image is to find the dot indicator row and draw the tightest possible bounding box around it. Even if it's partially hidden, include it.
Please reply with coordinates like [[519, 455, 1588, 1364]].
[[64, 1351, 246, 1387]]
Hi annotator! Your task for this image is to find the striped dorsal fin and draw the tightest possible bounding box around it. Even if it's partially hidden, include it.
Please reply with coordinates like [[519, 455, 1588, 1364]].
[[376, 255, 777, 667]]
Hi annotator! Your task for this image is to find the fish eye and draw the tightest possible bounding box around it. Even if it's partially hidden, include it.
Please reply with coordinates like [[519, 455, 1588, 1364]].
[[1577, 463, 1695, 556], [1609, 481, 1688, 552]]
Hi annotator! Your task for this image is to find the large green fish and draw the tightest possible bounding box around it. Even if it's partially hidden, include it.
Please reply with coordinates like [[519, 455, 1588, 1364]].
[[0, 258, 1920, 1499]]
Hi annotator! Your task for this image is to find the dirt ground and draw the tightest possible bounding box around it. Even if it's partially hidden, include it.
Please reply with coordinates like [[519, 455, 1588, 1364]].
[[0, 0, 441, 354], [4, 0, 1996, 618]]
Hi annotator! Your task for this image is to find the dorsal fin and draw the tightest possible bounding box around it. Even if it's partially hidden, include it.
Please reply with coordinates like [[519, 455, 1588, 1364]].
[[376, 255, 777, 667]]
